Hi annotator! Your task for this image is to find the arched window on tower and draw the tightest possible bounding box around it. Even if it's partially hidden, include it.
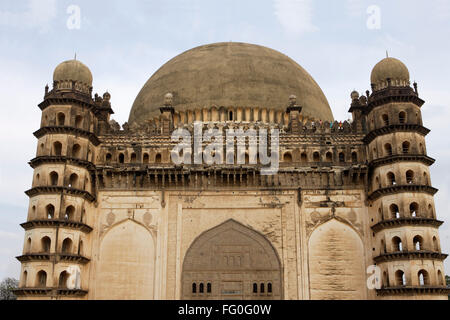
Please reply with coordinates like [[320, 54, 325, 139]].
[[433, 236, 439, 252], [199, 283, 204, 293], [395, 270, 406, 286], [57, 113, 65, 126], [410, 202, 419, 217], [423, 172, 429, 186], [399, 111, 406, 124], [50, 172, 59, 186], [387, 172, 396, 185], [59, 271, 70, 288], [253, 283, 258, 294], [65, 205, 75, 220], [192, 283, 197, 294], [338, 152, 345, 163], [384, 143, 393, 156], [428, 204, 434, 218], [36, 271, 47, 288], [46, 204, 55, 219], [41, 237, 51, 253], [53, 141, 62, 156], [72, 144, 81, 158], [22, 271, 28, 288], [260, 283, 265, 294], [326, 152, 333, 162], [143, 153, 149, 163], [437, 270, 444, 286], [383, 271, 389, 288], [351, 152, 358, 163], [418, 270, 429, 286], [268, 283, 272, 294], [31, 205, 36, 219], [207, 283, 212, 293], [155, 153, 162, 163], [61, 238, 73, 254], [68, 173, 78, 188], [382, 114, 389, 126], [130, 153, 137, 163], [390, 204, 400, 219], [26, 237, 32, 254], [229, 111, 233, 121], [75, 115, 83, 129], [392, 236, 403, 252], [413, 235, 424, 251], [406, 170, 414, 184], [78, 240, 84, 256], [402, 141, 410, 154]]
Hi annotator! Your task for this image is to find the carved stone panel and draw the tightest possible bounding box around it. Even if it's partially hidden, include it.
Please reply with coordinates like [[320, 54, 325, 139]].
[[182, 219, 282, 300]]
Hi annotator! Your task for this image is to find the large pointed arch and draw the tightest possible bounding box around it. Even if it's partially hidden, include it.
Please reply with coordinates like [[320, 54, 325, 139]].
[[95, 219, 155, 300], [308, 219, 366, 300], [182, 219, 282, 300]]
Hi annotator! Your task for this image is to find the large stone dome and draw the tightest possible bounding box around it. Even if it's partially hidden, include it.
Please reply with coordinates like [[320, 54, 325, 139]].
[[129, 42, 333, 124]]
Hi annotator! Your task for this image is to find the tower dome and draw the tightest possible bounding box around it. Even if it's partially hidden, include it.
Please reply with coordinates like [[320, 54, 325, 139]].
[[129, 42, 333, 124], [53, 59, 93, 89], [370, 57, 410, 91]]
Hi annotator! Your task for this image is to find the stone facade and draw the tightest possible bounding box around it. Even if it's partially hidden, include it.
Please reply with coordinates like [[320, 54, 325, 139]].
[[14, 43, 449, 300]]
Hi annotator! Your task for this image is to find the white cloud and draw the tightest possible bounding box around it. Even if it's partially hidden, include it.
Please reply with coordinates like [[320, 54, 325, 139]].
[[274, 0, 318, 36], [0, 231, 22, 241], [0, 0, 57, 33], [432, 0, 450, 19]]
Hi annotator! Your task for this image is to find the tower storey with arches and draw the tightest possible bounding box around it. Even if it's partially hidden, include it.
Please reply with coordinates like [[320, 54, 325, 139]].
[[14, 42, 449, 300], [364, 57, 448, 298], [15, 59, 114, 299]]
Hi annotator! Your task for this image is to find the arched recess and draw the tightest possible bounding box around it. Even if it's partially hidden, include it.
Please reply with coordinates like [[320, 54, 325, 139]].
[[181, 219, 282, 300], [95, 219, 155, 300], [308, 219, 366, 300]]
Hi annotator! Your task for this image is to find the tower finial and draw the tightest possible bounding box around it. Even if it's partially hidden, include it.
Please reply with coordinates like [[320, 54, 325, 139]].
[[74, 53, 77, 61], [386, 50, 389, 58]]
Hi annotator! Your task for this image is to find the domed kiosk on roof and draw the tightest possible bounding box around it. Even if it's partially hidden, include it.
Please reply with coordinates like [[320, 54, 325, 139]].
[[53, 59, 93, 94], [370, 57, 410, 91]]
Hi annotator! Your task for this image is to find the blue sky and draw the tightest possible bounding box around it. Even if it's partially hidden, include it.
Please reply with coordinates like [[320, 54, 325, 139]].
[[0, 0, 449, 280]]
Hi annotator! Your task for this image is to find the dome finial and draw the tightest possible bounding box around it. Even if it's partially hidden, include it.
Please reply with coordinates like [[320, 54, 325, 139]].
[[289, 94, 297, 107], [74, 53, 77, 61], [164, 92, 173, 107], [386, 50, 389, 58]]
